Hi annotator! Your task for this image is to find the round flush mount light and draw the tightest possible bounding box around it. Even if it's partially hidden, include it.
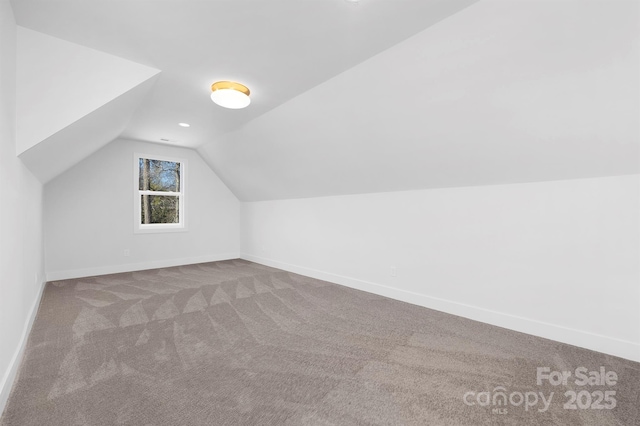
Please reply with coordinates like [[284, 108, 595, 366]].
[[178, 122, 190, 127], [210, 81, 251, 109]]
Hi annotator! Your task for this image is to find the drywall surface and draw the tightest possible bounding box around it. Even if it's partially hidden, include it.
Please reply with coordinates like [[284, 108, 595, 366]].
[[44, 138, 240, 279], [0, 0, 45, 413], [16, 27, 159, 155], [200, 0, 639, 201], [16, 27, 160, 183], [241, 175, 640, 360]]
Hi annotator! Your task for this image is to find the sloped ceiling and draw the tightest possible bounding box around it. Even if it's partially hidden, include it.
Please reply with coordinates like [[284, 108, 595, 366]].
[[10, 0, 639, 198], [198, 0, 639, 201], [11, 0, 479, 148], [19, 77, 159, 183], [16, 27, 160, 182]]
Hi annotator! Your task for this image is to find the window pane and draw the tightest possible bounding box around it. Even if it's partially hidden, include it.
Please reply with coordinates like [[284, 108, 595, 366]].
[[140, 195, 180, 224], [139, 158, 181, 192]]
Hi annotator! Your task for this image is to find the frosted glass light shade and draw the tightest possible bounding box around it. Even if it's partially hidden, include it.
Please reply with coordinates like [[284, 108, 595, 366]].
[[210, 81, 251, 109]]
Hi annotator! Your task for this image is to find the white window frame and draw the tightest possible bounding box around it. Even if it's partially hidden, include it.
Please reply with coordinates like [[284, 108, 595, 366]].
[[133, 153, 187, 234]]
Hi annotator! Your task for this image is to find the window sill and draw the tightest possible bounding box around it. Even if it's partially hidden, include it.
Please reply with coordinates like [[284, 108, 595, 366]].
[[134, 225, 188, 234]]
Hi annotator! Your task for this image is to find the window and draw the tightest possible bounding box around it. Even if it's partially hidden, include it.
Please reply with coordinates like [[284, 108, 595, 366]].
[[134, 154, 186, 233]]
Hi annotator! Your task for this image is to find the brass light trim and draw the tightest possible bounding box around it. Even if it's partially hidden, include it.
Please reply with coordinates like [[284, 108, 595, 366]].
[[210, 81, 250, 97]]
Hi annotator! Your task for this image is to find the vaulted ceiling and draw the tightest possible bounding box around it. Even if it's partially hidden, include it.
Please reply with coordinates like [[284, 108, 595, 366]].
[[10, 0, 639, 200], [12, 0, 478, 147]]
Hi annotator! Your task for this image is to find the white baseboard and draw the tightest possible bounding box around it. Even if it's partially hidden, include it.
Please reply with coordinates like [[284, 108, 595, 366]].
[[0, 279, 47, 416], [46, 253, 241, 281], [241, 253, 640, 363]]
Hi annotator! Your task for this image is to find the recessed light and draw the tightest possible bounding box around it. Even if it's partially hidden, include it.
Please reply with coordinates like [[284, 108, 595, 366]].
[[178, 122, 190, 127], [210, 81, 251, 109]]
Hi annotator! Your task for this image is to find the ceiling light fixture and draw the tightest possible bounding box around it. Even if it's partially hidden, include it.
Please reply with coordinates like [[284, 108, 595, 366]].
[[210, 81, 251, 109], [178, 122, 190, 127]]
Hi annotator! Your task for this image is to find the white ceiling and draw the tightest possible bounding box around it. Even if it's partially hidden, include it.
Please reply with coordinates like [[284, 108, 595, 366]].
[[15, 27, 160, 156], [10, 0, 639, 200], [198, 0, 639, 200], [11, 0, 478, 148]]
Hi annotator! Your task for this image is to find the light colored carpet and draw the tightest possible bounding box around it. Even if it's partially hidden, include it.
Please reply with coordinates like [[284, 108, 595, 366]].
[[1, 259, 638, 425]]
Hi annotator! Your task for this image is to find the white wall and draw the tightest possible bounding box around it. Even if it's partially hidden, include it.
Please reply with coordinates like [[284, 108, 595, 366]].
[[44, 138, 240, 280], [241, 175, 640, 361], [0, 0, 45, 412]]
